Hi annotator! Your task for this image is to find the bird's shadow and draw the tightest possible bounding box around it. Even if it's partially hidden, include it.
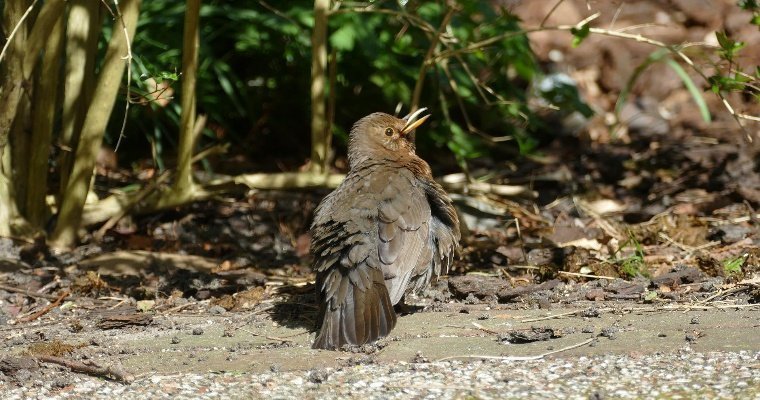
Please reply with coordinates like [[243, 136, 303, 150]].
[[268, 286, 426, 334], [269, 284, 319, 331]]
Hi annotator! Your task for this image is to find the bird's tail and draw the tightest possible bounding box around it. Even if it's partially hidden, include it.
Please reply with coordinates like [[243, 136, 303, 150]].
[[313, 267, 397, 350]]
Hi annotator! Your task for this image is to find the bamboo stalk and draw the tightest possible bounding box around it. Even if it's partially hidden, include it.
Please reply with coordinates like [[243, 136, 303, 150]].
[[50, 0, 141, 249], [173, 0, 201, 198], [59, 0, 102, 198], [0, 0, 32, 236], [309, 0, 329, 173], [26, 13, 65, 228]]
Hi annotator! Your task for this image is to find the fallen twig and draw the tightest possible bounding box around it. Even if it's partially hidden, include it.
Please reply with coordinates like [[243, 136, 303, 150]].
[[435, 338, 594, 362], [239, 327, 295, 343], [696, 286, 747, 305], [471, 322, 499, 335], [519, 308, 613, 323], [161, 302, 197, 314], [16, 290, 70, 323], [440, 174, 537, 198], [0, 283, 59, 300], [558, 271, 617, 280], [37, 355, 134, 383], [94, 170, 171, 241]]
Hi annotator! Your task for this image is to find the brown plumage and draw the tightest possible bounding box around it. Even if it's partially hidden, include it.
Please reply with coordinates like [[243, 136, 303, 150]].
[[311, 109, 460, 350]]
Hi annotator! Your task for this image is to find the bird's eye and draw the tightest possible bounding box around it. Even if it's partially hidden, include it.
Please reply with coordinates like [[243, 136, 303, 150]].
[[385, 128, 394, 136]]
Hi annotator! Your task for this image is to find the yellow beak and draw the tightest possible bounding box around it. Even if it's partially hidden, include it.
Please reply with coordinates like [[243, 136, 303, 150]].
[[401, 107, 430, 135]]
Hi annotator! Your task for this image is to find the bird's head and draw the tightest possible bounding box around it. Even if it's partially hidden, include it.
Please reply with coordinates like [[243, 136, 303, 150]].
[[347, 108, 430, 168]]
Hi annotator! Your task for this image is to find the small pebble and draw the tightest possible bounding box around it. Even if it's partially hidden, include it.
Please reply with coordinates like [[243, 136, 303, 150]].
[[208, 305, 226, 315], [600, 327, 618, 340]]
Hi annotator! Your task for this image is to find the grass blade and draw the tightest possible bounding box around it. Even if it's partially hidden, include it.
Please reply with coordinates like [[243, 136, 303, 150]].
[[664, 58, 712, 123]]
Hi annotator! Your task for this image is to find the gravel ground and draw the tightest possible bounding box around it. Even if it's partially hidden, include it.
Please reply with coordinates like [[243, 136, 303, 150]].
[[3, 350, 759, 399]]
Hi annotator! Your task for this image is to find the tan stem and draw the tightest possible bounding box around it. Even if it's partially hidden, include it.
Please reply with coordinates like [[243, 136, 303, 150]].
[[174, 0, 201, 196], [50, 0, 141, 249], [310, 0, 329, 173], [26, 13, 65, 228], [59, 0, 102, 198]]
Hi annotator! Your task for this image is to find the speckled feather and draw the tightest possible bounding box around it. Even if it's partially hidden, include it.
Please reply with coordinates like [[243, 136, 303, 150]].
[[311, 112, 460, 350]]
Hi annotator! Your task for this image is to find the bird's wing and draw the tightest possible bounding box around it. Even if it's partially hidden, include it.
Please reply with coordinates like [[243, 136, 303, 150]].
[[310, 166, 430, 349], [375, 168, 432, 304], [419, 178, 460, 286]]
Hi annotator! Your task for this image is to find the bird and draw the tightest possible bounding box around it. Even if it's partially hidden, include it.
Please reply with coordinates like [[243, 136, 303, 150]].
[[310, 108, 460, 350]]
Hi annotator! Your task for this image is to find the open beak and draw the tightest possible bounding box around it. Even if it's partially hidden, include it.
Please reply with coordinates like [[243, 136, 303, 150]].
[[401, 107, 430, 135]]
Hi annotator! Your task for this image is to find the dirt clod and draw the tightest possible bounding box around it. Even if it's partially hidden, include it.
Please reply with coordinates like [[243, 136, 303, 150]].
[[499, 327, 562, 344]]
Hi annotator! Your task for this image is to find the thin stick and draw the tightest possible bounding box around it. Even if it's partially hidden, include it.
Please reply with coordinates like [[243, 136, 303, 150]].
[[94, 170, 171, 240], [609, 2, 623, 30], [410, 5, 455, 111], [0, 0, 39, 65], [433, 20, 753, 141], [520, 309, 607, 323], [539, 0, 566, 28], [559, 271, 617, 280], [239, 327, 294, 343], [0, 283, 59, 300], [737, 113, 760, 122], [161, 302, 196, 314], [16, 290, 70, 322], [435, 338, 594, 362], [696, 286, 747, 305], [471, 322, 499, 335], [111, 0, 134, 151], [36, 355, 134, 383]]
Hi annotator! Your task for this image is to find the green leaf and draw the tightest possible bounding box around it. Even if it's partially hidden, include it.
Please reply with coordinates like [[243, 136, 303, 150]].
[[664, 58, 711, 122], [616, 49, 667, 115], [447, 122, 484, 159], [537, 73, 594, 118], [570, 22, 590, 48], [156, 70, 179, 83], [716, 31, 731, 49], [723, 255, 746, 275], [715, 31, 745, 61], [330, 24, 356, 51], [708, 74, 747, 93]]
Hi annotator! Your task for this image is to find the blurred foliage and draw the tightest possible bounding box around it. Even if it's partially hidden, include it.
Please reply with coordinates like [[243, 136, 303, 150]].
[[700, 2, 760, 103], [569, 22, 590, 48], [738, 0, 760, 26], [722, 254, 746, 276], [707, 30, 760, 102], [613, 234, 648, 278], [111, 0, 592, 171]]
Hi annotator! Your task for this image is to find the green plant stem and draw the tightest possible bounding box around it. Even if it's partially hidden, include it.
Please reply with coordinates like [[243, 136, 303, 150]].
[[410, 5, 455, 112], [434, 22, 754, 142]]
